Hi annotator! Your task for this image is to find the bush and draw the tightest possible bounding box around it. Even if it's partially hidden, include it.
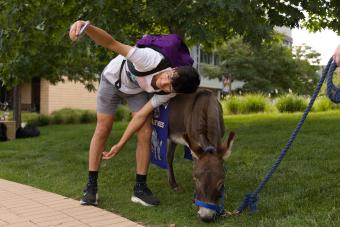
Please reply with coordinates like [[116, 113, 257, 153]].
[[22, 112, 40, 123], [241, 94, 269, 113], [34, 114, 50, 126], [48, 108, 97, 124], [313, 96, 334, 112], [80, 111, 96, 123], [51, 113, 64, 124], [64, 114, 78, 124], [3, 108, 97, 126], [222, 94, 270, 114], [24, 113, 49, 126], [115, 105, 131, 122], [275, 94, 308, 112], [222, 96, 240, 114]]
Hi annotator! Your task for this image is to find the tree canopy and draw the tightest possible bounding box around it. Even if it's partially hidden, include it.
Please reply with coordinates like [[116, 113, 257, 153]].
[[203, 36, 321, 95], [1, 0, 337, 89]]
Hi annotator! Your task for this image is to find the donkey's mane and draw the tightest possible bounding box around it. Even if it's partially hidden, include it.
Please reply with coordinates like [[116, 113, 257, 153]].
[[188, 90, 225, 149]]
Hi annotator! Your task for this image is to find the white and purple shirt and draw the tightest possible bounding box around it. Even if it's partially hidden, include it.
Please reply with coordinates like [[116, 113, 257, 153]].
[[102, 47, 175, 108]]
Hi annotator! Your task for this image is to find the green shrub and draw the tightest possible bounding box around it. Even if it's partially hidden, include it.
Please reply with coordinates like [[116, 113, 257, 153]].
[[22, 112, 40, 123], [51, 108, 79, 115], [222, 94, 270, 114], [80, 111, 96, 123], [3, 108, 97, 126], [51, 113, 64, 124], [32, 114, 50, 126], [275, 94, 308, 112], [222, 96, 242, 114], [64, 114, 79, 124], [115, 105, 131, 122], [313, 96, 334, 112], [49, 108, 97, 124], [241, 94, 269, 113]]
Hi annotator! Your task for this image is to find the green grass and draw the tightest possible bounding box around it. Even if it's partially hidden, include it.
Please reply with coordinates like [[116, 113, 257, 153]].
[[1, 111, 340, 226]]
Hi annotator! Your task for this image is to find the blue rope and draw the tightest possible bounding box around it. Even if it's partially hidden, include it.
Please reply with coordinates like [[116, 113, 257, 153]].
[[237, 57, 335, 214], [327, 60, 340, 103]]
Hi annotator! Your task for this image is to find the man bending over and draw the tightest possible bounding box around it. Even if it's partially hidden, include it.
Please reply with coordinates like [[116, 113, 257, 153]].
[[69, 20, 200, 207]]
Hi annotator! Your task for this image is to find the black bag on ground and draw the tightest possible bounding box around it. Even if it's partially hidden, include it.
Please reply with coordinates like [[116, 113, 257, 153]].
[[0, 123, 7, 141], [16, 124, 40, 138]]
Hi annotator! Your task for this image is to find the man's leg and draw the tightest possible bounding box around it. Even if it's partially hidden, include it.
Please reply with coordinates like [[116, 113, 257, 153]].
[[80, 74, 122, 206], [135, 113, 152, 175], [81, 112, 114, 205], [123, 91, 159, 206], [130, 114, 160, 206], [89, 113, 115, 171]]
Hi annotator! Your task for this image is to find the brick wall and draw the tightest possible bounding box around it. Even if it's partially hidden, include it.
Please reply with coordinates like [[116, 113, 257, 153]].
[[40, 80, 50, 114], [40, 78, 98, 115], [21, 82, 31, 105]]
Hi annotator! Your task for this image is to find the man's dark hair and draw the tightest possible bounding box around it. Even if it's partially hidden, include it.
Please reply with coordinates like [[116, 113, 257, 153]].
[[172, 66, 200, 93]]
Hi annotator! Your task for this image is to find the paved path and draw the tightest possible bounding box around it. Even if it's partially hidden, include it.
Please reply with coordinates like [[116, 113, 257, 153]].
[[0, 179, 143, 227]]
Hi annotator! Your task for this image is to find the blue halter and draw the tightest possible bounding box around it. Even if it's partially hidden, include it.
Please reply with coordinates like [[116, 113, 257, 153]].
[[193, 145, 227, 216], [194, 191, 225, 216]]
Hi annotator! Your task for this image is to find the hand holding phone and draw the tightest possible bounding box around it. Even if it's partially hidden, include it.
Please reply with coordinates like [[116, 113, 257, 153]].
[[69, 20, 90, 42], [77, 21, 90, 38]]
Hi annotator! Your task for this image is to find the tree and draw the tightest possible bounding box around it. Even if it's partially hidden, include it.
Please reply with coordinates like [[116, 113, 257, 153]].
[[0, 1, 105, 127], [203, 36, 321, 95], [301, 0, 340, 33], [1, 0, 335, 88], [0, 0, 336, 127]]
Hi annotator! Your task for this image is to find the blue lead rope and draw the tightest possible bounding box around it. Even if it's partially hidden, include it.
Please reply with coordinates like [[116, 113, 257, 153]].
[[237, 58, 337, 214], [327, 60, 340, 103]]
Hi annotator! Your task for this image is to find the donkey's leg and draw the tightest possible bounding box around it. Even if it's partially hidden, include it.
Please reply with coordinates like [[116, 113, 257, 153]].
[[167, 141, 180, 191]]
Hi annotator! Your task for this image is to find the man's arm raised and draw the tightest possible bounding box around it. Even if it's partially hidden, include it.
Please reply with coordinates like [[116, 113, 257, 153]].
[[69, 20, 132, 57], [102, 100, 154, 160]]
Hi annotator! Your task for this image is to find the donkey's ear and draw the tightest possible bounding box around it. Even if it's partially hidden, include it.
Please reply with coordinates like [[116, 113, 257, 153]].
[[183, 133, 203, 159], [219, 131, 235, 160]]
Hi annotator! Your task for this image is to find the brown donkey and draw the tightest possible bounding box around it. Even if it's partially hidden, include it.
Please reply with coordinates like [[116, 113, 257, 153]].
[[167, 90, 235, 222]]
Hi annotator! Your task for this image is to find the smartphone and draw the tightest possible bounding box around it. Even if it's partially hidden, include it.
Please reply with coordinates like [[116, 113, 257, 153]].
[[77, 21, 90, 38]]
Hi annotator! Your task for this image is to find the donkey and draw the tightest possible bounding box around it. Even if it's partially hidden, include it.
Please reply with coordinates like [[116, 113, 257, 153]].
[[167, 89, 235, 222]]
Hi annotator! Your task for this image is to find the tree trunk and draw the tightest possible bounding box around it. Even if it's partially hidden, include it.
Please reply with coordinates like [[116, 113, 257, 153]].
[[13, 85, 21, 129]]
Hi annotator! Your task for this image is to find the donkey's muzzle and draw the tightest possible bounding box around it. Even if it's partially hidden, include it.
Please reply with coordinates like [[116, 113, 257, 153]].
[[197, 207, 216, 222]]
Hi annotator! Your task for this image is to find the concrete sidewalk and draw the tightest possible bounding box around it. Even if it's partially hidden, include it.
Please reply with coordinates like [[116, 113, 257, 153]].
[[0, 179, 143, 227]]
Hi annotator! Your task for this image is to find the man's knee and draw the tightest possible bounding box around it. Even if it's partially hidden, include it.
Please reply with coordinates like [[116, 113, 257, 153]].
[[94, 114, 114, 139], [137, 123, 152, 141], [94, 125, 112, 139]]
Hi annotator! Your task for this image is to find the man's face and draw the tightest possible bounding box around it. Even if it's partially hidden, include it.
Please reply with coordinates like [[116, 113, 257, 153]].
[[156, 69, 177, 93]]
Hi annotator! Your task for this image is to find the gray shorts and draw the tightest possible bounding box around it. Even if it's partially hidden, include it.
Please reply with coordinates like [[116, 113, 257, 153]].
[[97, 77, 150, 114]]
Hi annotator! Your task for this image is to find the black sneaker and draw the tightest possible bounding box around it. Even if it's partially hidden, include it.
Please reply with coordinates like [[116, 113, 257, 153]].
[[131, 184, 160, 206], [80, 184, 98, 206]]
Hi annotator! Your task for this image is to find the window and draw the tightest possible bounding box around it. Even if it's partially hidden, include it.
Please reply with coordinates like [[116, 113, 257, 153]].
[[200, 49, 219, 65]]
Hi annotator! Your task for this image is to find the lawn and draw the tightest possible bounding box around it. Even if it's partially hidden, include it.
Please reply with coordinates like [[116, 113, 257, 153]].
[[0, 111, 339, 226]]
